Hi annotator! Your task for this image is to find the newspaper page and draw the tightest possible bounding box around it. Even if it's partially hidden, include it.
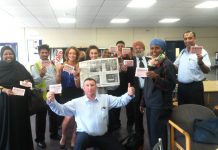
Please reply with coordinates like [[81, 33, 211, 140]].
[[79, 58, 120, 87]]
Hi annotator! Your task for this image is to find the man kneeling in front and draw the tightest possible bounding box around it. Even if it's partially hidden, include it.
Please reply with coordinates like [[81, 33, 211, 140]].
[[47, 77, 135, 150]]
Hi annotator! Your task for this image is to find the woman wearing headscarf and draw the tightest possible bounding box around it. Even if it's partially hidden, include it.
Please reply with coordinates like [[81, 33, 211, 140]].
[[0, 46, 34, 150], [140, 39, 176, 150]]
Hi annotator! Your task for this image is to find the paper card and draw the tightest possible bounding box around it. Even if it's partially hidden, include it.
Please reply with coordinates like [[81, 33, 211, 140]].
[[12, 87, 25, 96], [122, 48, 131, 55], [63, 64, 75, 74], [190, 46, 203, 54], [41, 60, 51, 67], [54, 49, 63, 64], [49, 84, 62, 94], [135, 68, 148, 77], [20, 81, 32, 88], [109, 46, 118, 53], [124, 60, 134, 67]]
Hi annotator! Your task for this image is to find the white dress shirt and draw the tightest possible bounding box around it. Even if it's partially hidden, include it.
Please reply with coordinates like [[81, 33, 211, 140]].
[[136, 56, 148, 88], [174, 48, 211, 83], [48, 93, 133, 136]]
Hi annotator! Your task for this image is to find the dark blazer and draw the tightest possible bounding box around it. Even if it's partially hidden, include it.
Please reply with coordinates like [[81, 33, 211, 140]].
[[131, 56, 147, 102], [108, 56, 134, 96], [143, 58, 177, 109]]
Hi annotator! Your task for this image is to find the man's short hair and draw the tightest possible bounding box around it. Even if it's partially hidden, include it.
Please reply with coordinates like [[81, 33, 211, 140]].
[[38, 44, 50, 53], [183, 31, 196, 38], [83, 78, 96, 84], [116, 40, 125, 46]]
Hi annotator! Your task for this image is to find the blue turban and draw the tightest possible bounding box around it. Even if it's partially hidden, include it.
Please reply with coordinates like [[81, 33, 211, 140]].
[[150, 38, 166, 51]]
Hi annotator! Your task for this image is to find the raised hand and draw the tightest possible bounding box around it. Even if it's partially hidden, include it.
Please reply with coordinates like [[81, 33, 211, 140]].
[[127, 83, 135, 96], [196, 53, 203, 65], [147, 71, 159, 79], [46, 91, 55, 102], [2, 88, 14, 96], [40, 66, 47, 77]]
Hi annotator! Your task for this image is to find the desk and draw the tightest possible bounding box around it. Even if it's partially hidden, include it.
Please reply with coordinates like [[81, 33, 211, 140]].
[[203, 80, 218, 106], [203, 80, 218, 92]]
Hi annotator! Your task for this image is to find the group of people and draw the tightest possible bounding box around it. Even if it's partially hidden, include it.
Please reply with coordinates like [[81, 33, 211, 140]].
[[0, 30, 211, 150]]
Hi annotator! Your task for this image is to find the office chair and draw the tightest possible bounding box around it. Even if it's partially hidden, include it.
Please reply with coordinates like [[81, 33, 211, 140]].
[[168, 104, 218, 150]]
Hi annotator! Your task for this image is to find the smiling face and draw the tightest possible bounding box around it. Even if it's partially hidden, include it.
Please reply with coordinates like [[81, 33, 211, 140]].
[[89, 49, 99, 60], [39, 49, 50, 60], [67, 48, 77, 62], [2, 49, 15, 63], [102, 49, 110, 58], [150, 45, 163, 58], [183, 32, 196, 50]]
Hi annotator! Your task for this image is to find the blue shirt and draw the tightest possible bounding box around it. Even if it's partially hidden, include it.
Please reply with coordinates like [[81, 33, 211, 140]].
[[48, 93, 133, 136], [174, 48, 211, 83], [61, 71, 76, 88]]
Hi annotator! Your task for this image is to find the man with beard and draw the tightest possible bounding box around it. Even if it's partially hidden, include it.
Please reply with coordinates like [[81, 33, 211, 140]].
[[128, 41, 148, 150]]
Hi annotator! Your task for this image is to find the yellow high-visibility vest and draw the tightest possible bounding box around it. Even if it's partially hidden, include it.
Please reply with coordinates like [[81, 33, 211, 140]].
[[34, 61, 47, 100]]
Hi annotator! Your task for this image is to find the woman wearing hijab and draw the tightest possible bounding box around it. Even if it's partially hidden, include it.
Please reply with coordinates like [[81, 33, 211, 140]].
[[140, 39, 176, 150], [0, 46, 34, 150]]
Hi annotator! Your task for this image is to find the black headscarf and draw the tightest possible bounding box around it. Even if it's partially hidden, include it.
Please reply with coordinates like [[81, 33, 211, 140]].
[[0, 46, 34, 87]]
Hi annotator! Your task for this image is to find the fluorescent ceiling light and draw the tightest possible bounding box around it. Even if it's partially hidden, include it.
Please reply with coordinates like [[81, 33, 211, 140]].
[[49, 0, 76, 9], [159, 18, 180, 23], [127, 0, 156, 8], [195, 1, 218, 8], [110, 18, 129, 23], [58, 18, 76, 24]]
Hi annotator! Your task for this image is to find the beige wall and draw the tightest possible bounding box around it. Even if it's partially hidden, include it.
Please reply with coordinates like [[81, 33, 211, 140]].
[[1, 27, 218, 65]]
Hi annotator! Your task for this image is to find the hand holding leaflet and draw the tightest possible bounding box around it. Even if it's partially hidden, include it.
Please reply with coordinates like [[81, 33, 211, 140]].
[[135, 67, 148, 77], [12, 87, 25, 96], [49, 84, 62, 94]]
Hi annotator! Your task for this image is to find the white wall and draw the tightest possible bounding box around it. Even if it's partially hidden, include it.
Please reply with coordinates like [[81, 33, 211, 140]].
[[0, 27, 27, 65], [1, 27, 218, 66]]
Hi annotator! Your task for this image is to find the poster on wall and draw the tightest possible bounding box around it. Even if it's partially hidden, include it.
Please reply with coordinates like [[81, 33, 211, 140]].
[[27, 40, 42, 65], [0, 43, 18, 60]]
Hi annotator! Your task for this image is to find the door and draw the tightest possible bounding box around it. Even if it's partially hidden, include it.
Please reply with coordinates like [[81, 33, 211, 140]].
[[166, 41, 185, 62]]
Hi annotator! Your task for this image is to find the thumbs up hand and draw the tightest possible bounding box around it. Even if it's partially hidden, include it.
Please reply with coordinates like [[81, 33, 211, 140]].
[[127, 83, 135, 97], [47, 91, 55, 102]]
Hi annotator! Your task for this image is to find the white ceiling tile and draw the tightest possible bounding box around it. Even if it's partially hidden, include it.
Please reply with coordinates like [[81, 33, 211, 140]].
[[0, 0, 217, 28]]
